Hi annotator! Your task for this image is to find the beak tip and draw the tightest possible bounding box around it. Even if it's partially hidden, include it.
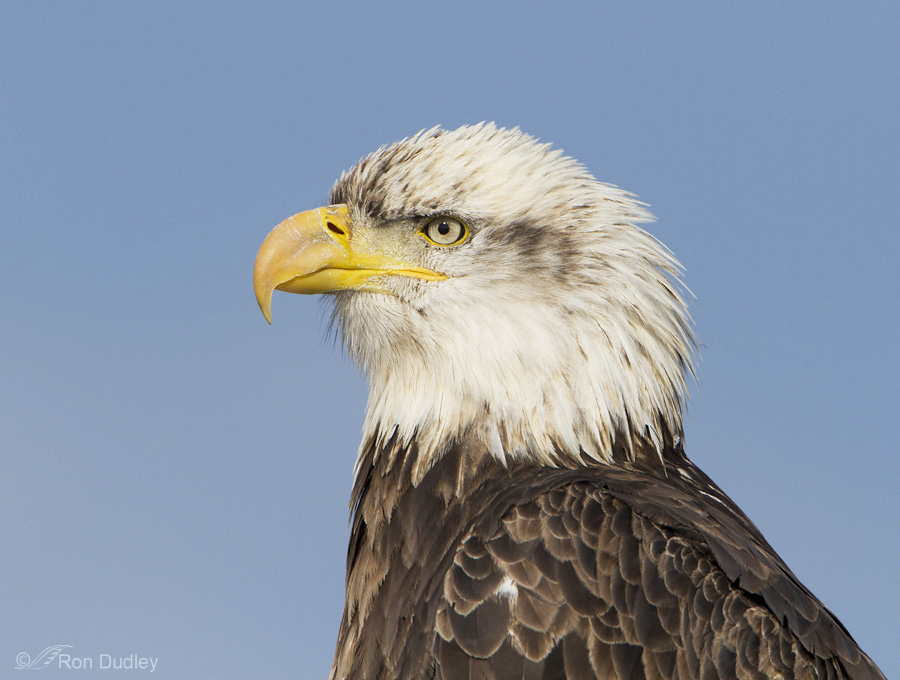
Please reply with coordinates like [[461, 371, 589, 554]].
[[254, 281, 274, 325], [254, 255, 275, 324], [258, 295, 273, 325]]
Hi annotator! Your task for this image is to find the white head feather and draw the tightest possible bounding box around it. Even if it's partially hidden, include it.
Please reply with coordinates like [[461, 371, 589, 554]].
[[328, 124, 695, 479]]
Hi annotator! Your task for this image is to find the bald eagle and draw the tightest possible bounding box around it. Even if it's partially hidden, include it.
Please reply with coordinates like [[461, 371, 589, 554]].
[[253, 124, 884, 680]]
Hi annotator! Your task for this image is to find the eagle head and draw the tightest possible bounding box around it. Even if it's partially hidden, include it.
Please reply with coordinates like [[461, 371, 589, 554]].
[[254, 124, 694, 476]]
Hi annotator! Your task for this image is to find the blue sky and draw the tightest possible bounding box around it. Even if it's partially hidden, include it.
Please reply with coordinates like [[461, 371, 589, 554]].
[[2, 3, 897, 678]]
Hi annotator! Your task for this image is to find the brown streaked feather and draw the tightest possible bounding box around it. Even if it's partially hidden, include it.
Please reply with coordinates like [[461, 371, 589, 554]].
[[330, 433, 884, 680]]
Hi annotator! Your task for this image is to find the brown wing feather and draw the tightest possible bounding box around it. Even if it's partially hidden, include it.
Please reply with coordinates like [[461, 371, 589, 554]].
[[434, 470, 884, 680], [333, 436, 884, 680]]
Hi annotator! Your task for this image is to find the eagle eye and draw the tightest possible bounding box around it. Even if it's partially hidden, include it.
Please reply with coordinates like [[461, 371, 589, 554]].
[[421, 216, 469, 246]]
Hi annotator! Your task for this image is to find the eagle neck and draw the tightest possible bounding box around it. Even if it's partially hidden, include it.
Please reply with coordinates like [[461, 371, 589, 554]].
[[334, 432, 517, 679], [334, 428, 694, 679]]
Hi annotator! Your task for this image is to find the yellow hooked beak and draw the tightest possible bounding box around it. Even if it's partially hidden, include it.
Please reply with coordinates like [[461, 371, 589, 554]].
[[253, 204, 447, 323]]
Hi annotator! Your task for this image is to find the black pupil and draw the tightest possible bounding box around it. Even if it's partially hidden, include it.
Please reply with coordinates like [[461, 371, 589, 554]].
[[438, 221, 451, 236]]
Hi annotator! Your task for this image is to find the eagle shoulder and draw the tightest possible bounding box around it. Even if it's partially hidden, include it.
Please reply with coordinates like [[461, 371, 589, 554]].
[[433, 459, 884, 680], [333, 437, 882, 680]]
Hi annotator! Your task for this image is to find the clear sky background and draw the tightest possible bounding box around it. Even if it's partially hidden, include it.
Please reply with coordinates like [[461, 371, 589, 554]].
[[2, 3, 897, 679]]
